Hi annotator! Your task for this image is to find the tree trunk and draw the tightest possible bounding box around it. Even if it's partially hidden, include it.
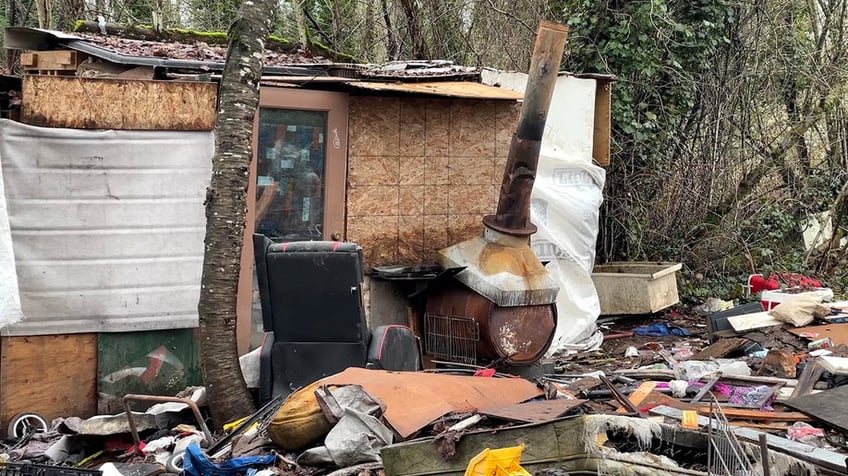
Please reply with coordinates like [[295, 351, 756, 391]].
[[198, 0, 273, 428], [380, 0, 398, 60], [35, 0, 52, 29], [398, 0, 427, 59], [292, 0, 309, 49]]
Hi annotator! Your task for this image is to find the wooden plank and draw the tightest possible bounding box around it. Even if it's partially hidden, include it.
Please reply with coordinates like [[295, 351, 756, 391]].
[[727, 311, 782, 332], [592, 80, 612, 167], [696, 407, 811, 422], [0, 334, 97, 435], [22, 76, 217, 130], [616, 381, 656, 413], [691, 338, 748, 360], [382, 419, 565, 476], [651, 405, 848, 473]]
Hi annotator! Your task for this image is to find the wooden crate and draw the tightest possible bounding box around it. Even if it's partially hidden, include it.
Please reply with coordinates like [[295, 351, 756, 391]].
[[20, 50, 85, 76]]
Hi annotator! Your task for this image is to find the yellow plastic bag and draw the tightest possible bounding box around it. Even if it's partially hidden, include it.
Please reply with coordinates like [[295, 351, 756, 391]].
[[465, 444, 531, 476]]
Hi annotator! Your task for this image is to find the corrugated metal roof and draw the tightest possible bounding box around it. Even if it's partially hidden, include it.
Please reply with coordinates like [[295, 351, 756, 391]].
[[345, 81, 522, 100]]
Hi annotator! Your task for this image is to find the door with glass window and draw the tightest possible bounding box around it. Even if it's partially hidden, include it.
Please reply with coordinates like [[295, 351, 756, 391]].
[[238, 89, 349, 352]]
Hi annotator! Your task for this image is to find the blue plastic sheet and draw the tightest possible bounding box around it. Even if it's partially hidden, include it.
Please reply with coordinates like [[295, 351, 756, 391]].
[[632, 322, 690, 337], [183, 443, 276, 476]]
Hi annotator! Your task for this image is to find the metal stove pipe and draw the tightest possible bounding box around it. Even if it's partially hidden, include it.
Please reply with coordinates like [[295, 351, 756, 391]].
[[483, 20, 569, 236]]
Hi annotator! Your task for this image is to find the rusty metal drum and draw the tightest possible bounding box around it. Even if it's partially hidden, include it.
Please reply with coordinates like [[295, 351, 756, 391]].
[[425, 283, 556, 365]]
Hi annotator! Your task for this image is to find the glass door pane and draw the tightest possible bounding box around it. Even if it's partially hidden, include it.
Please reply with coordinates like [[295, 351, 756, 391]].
[[255, 108, 328, 241]]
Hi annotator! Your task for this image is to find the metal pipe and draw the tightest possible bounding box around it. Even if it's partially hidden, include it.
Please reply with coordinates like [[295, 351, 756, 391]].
[[122, 394, 214, 452], [484, 20, 569, 236]]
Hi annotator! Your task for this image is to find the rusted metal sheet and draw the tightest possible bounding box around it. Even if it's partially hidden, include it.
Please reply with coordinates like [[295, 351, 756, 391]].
[[479, 398, 587, 424], [425, 283, 556, 364], [345, 81, 523, 100], [323, 367, 543, 439]]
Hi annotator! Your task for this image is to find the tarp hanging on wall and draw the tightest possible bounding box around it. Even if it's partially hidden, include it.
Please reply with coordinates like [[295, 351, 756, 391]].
[[0, 119, 213, 335]]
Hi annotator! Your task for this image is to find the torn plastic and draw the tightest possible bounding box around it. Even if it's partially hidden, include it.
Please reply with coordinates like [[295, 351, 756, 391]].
[[183, 443, 276, 476], [483, 72, 605, 355], [298, 386, 393, 467]]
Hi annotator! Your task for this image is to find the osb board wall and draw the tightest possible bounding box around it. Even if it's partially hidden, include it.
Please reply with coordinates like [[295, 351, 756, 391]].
[[22, 75, 217, 130], [0, 334, 97, 431], [346, 96, 520, 268]]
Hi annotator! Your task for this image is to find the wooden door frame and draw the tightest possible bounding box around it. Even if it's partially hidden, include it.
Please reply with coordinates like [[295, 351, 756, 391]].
[[236, 87, 350, 354]]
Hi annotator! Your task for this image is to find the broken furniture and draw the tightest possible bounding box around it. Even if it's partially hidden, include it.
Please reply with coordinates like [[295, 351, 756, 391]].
[[253, 235, 422, 404]]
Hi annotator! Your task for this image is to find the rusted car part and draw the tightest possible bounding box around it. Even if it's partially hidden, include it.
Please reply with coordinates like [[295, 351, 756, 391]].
[[437, 20, 568, 308], [122, 394, 213, 452]]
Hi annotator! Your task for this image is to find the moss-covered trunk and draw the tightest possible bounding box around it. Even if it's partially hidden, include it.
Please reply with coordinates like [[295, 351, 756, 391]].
[[198, 0, 273, 428]]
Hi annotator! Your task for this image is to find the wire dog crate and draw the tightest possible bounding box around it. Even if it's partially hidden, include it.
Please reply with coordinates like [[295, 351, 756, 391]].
[[423, 313, 480, 365], [707, 397, 754, 476]]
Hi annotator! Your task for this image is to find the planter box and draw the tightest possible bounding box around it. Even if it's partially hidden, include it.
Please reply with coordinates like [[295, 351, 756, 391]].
[[592, 262, 683, 315]]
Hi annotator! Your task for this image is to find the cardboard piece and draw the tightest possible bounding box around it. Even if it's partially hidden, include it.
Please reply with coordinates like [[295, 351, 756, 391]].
[[789, 323, 848, 346], [323, 368, 544, 438]]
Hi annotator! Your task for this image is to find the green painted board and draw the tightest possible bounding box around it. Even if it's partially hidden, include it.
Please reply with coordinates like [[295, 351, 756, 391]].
[[98, 329, 202, 413]]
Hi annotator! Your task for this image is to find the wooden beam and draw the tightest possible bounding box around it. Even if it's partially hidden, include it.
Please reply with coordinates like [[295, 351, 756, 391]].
[[20, 50, 85, 73], [0, 334, 97, 436], [592, 79, 612, 167], [695, 407, 811, 422], [22, 75, 217, 131]]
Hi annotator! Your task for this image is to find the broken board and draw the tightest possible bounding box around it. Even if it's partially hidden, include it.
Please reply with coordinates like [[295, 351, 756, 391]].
[[789, 322, 848, 346], [691, 338, 749, 360], [727, 312, 782, 332], [479, 398, 587, 424], [784, 384, 848, 432]]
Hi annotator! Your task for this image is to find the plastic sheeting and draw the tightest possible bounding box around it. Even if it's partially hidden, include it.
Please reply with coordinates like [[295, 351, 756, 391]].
[[0, 119, 213, 335], [482, 71, 606, 353]]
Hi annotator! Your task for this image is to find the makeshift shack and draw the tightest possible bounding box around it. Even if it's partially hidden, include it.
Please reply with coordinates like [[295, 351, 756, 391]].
[[0, 26, 612, 429]]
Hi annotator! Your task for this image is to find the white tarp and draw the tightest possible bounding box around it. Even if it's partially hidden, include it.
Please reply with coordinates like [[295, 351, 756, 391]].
[[483, 71, 607, 353], [0, 119, 213, 335]]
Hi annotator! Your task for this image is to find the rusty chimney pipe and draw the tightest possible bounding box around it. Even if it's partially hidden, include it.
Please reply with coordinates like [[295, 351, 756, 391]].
[[483, 21, 569, 236]]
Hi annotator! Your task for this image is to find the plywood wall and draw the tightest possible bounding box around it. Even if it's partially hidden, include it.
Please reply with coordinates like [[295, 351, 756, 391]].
[[346, 96, 520, 269], [22, 75, 217, 130], [0, 334, 98, 431]]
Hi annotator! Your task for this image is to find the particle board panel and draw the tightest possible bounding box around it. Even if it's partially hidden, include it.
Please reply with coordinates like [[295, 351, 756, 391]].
[[0, 334, 97, 432], [22, 75, 217, 130]]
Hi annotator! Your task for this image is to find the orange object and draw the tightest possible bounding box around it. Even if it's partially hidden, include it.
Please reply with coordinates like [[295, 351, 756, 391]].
[[682, 410, 699, 429]]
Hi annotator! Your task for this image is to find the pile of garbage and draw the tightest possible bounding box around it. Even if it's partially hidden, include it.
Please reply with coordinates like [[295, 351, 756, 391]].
[[3, 275, 848, 475]]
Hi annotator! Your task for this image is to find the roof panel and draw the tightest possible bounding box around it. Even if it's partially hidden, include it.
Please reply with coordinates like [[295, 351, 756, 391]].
[[346, 81, 522, 100]]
